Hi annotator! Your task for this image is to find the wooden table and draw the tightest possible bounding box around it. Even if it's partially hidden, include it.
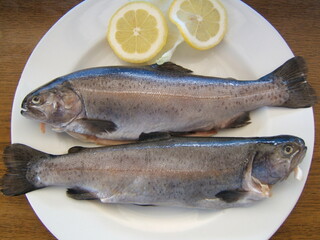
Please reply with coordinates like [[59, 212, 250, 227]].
[[0, 0, 319, 239]]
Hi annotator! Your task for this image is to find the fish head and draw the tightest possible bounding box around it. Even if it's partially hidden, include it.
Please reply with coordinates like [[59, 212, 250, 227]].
[[21, 83, 83, 128], [252, 136, 307, 185]]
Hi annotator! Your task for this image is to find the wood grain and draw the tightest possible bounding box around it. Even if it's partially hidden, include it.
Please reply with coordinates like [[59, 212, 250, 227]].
[[0, 0, 319, 239]]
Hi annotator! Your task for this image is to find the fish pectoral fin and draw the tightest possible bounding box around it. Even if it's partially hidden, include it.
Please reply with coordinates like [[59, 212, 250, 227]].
[[149, 62, 193, 74], [216, 181, 270, 205], [66, 188, 99, 200], [138, 132, 172, 141], [215, 190, 248, 203], [75, 118, 117, 134], [225, 112, 251, 128]]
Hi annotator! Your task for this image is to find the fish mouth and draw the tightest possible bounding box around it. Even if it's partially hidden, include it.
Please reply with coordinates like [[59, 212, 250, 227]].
[[20, 108, 27, 116], [289, 136, 307, 174], [286, 146, 307, 181], [20, 106, 46, 120], [293, 146, 307, 168], [21, 95, 47, 120], [292, 147, 307, 181], [20, 100, 28, 116]]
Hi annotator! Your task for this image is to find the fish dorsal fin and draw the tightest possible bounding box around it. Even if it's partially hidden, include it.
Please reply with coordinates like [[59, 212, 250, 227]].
[[149, 62, 193, 74], [68, 146, 86, 154], [139, 132, 172, 141]]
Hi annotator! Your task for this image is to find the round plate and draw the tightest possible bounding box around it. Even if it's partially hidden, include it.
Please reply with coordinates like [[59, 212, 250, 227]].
[[11, 0, 315, 239]]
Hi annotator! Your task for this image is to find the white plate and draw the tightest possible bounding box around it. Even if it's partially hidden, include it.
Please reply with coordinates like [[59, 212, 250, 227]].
[[11, 0, 315, 239]]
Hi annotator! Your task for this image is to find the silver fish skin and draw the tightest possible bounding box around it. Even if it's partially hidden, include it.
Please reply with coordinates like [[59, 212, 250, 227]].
[[21, 57, 316, 143], [1, 135, 306, 209]]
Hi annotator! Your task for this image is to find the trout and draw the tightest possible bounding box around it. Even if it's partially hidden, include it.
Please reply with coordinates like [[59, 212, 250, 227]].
[[21, 56, 316, 144], [1, 135, 306, 209]]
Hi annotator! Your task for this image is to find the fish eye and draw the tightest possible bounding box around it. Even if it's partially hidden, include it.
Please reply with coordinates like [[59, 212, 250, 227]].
[[31, 96, 41, 105], [283, 145, 294, 155]]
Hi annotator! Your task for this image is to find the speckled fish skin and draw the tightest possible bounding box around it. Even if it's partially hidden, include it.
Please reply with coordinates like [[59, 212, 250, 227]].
[[21, 56, 316, 142], [1, 135, 307, 209]]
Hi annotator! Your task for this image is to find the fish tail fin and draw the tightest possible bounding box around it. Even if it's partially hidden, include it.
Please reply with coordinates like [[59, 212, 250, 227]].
[[270, 56, 317, 108], [1, 144, 47, 196]]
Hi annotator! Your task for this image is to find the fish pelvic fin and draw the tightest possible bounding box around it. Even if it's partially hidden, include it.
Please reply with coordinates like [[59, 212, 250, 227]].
[[67, 188, 99, 200], [270, 56, 317, 108], [225, 112, 251, 128], [1, 144, 47, 196]]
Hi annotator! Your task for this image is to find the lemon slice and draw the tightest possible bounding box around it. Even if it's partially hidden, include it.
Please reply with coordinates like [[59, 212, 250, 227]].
[[107, 2, 168, 63], [134, 0, 184, 64], [169, 0, 227, 50]]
